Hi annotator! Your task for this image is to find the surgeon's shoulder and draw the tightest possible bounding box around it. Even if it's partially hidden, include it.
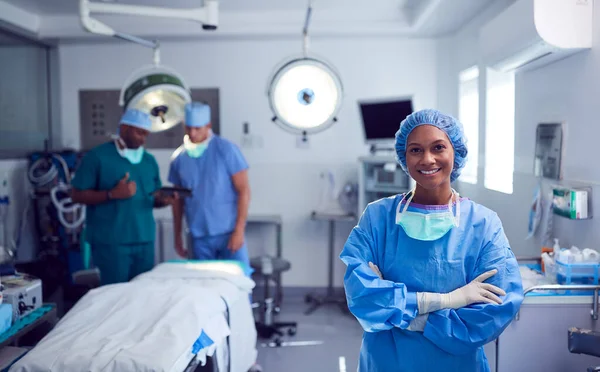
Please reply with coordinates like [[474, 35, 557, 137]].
[[362, 194, 400, 221], [141, 150, 159, 170], [91, 141, 114, 154], [215, 135, 241, 151], [83, 142, 111, 161], [462, 198, 504, 231], [142, 149, 158, 162]]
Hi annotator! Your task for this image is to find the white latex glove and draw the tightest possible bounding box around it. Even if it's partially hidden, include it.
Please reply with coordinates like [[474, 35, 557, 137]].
[[417, 269, 506, 314], [407, 314, 429, 332], [368, 262, 383, 279]]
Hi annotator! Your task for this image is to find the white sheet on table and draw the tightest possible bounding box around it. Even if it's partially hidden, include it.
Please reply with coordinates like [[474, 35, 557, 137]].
[[135, 263, 258, 372], [10, 264, 256, 372], [519, 266, 555, 292]]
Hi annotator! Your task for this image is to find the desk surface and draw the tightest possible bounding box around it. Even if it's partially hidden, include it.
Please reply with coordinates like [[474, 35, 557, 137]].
[[0, 304, 57, 348], [247, 214, 282, 225], [311, 212, 356, 222]]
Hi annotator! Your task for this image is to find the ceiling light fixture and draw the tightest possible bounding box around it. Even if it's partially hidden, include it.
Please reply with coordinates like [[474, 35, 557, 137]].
[[79, 0, 220, 132], [267, 1, 344, 138]]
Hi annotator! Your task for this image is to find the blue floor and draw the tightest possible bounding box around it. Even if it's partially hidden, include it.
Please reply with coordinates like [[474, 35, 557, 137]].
[[254, 296, 363, 372]]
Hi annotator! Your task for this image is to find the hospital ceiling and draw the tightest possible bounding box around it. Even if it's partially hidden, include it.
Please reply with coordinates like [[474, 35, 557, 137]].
[[1, 0, 500, 42], [0, 29, 37, 46]]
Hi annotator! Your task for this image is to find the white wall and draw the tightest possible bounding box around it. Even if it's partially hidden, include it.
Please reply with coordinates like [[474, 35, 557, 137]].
[[437, 0, 600, 256], [515, 43, 600, 251], [57, 36, 438, 287]]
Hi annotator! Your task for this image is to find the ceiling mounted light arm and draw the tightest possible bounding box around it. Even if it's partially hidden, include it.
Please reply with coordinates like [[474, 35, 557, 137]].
[[267, 0, 344, 137], [79, 0, 219, 52], [113, 32, 158, 50], [302, 0, 314, 57], [78, 0, 215, 134], [84, 0, 218, 25]]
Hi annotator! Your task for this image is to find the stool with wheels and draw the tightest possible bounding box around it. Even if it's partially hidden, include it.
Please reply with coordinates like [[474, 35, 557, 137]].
[[250, 255, 297, 347]]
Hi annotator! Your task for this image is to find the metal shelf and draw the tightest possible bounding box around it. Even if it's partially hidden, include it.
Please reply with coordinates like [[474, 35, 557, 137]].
[[365, 186, 408, 194], [358, 156, 414, 216]]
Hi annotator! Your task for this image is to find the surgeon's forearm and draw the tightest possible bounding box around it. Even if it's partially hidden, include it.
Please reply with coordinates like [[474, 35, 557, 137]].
[[71, 189, 109, 205], [234, 187, 250, 233], [172, 199, 184, 237]]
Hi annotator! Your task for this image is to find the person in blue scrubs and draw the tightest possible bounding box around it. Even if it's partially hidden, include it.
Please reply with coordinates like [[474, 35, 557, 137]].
[[71, 109, 178, 285], [169, 102, 251, 272], [340, 109, 524, 372]]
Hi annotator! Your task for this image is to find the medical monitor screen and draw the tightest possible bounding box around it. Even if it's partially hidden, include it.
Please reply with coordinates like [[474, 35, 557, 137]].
[[359, 99, 414, 142]]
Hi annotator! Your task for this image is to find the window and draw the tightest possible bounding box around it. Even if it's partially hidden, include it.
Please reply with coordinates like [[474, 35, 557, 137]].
[[485, 68, 515, 194], [458, 66, 479, 184], [0, 29, 52, 159]]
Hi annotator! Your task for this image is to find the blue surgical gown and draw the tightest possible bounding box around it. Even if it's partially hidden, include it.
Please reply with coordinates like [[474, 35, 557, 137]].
[[168, 135, 249, 238], [340, 195, 524, 372]]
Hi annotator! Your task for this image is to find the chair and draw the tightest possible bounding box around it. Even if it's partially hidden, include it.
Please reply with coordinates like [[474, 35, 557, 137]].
[[568, 327, 600, 372], [71, 268, 101, 289], [250, 255, 297, 347]]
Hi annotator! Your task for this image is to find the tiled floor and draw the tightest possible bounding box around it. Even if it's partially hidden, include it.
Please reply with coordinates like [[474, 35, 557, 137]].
[[254, 296, 363, 372], [252, 298, 501, 372]]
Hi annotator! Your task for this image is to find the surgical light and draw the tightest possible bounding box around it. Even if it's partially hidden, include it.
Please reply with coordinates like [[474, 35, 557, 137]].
[[268, 57, 343, 134], [119, 64, 191, 133], [79, 0, 219, 132], [267, 1, 343, 136]]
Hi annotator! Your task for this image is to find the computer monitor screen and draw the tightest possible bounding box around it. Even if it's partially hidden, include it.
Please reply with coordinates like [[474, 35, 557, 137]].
[[359, 98, 414, 143]]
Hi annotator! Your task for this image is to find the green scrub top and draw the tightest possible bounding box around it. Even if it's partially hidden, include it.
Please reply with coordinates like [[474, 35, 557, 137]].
[[72, 141, 162, 246]]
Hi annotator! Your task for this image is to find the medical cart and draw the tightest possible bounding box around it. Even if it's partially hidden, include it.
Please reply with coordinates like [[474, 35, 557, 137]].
[[489, 261, 600, 372]]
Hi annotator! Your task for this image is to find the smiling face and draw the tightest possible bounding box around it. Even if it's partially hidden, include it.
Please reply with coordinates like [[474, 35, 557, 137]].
[[405, 125, 454, 191]]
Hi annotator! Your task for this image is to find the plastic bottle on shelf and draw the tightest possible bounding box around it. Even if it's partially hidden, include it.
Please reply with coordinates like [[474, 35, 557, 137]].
[[553, 238, 561, 257]]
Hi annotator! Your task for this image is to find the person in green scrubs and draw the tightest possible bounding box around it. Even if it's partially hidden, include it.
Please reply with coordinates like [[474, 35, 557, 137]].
[[71, 109, 177, 285]]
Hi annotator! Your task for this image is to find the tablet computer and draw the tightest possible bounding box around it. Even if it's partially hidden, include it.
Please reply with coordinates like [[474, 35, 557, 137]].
[[159, 186, 192, 198]]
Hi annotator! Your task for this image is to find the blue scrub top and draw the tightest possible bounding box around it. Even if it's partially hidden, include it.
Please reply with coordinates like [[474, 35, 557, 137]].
[[168, 135, 249, 238], [340, 194, 524, 372]]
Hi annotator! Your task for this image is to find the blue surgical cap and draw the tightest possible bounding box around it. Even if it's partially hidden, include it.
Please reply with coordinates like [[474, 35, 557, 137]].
[[185, 102, 211, 128], [394, 108, 468, 182], [120, 109, 152, 131]]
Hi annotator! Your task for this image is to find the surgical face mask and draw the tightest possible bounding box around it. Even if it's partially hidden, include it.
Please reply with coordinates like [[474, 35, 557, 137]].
[[115, 138, 144, 164], [395, 189, 461, 241], [183, 132, 211, 158]]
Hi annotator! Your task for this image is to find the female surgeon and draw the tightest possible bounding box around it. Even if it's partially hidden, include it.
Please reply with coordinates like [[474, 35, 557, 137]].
[[340, 109, 524, 372]]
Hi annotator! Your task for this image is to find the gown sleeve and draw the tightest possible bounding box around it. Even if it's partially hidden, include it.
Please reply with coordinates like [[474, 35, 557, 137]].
[[340, 206, 420, 332], [423, 213, 524, 355]]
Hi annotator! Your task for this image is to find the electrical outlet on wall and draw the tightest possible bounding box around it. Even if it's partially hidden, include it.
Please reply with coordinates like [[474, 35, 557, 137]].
[[240, 121, 264, 149], [253, 135, 264, 148], [241, 122, 252, 149], [241, 135, 265, 149], [241, 134, 253, 149]]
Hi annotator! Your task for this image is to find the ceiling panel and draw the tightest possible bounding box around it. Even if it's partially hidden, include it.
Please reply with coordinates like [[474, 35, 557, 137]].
[[0, 29, 38, 45], [0, 0, 500, 37], [414, 0, 494, 36], [2, 0, 406, 15]]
